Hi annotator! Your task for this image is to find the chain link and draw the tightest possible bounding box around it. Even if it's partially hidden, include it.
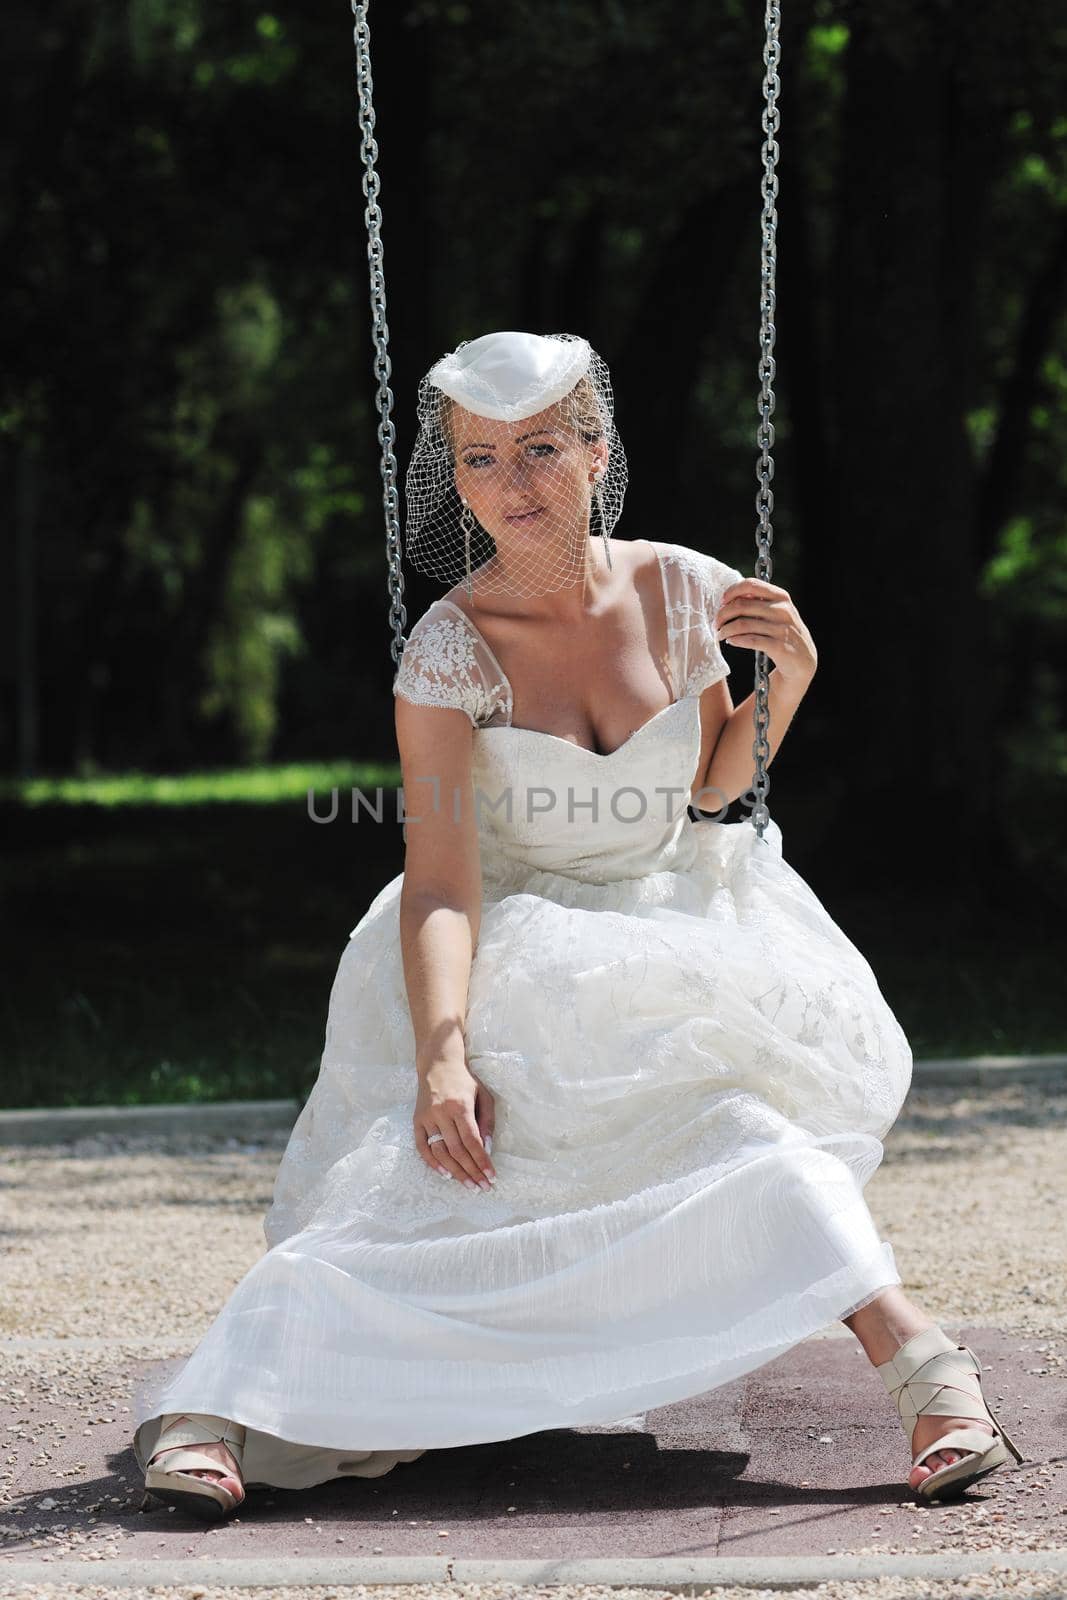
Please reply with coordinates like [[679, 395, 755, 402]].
[[352, 0, 782, 766], [751, 1, 780, 841], [351, 1, 407, 668]]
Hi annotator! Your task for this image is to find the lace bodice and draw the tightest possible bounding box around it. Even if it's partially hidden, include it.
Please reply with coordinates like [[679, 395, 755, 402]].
[[392, 541, 745, 893], [393, 541, 743, 728]]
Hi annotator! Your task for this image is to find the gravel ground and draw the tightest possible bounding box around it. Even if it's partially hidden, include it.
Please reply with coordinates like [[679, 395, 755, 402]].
[[2, 1578, 1067, 1599], [1, 1079, 1065, 1598]]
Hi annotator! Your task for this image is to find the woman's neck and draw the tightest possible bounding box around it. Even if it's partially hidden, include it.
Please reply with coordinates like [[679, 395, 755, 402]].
[[472, 537, 617, 626]]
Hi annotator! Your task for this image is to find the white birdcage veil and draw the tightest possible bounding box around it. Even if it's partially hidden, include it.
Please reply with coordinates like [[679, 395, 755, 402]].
[[403, 330, 629, 600]]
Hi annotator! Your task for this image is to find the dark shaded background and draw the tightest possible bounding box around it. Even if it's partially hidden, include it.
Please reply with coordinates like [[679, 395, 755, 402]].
[[2, 0, 1065, 1104]]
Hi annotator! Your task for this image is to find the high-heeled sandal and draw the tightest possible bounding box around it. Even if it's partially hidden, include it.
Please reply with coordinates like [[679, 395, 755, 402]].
[[876, 1324, 1025, 1500], [144, 1412, 247, 1522]]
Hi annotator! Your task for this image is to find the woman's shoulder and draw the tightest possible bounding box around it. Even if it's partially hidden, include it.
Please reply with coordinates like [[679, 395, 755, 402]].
[[649, 540, 746, 595], [397, 595, 493, 662], [406, 592, 467, 633], [393, 597, 511, 727], [395, 596, 493, 678]]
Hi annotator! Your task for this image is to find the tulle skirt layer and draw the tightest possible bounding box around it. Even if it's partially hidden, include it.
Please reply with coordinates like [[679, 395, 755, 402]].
[[132, 817, 911, 1491]]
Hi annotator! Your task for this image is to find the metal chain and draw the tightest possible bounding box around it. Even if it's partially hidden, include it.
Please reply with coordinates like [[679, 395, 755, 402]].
[[351, 1, 407, 668], [751, 0, 781, 841], [351, 0, 781, 747]]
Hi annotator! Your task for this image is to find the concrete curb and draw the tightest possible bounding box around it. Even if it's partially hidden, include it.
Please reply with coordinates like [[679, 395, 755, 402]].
[[0, 1099, 298, 1144], [2, 1551, 1067, 1589], [1, 1056, 1065, 1145], [913, 1053, 1067, 1087]]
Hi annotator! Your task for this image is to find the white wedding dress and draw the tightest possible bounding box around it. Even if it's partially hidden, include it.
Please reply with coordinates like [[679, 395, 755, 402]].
[[131, 539, 912, 1492]]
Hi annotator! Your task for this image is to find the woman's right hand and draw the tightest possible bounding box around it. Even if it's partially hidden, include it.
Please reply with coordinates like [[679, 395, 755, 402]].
[[414, 1055, 497, 1191]]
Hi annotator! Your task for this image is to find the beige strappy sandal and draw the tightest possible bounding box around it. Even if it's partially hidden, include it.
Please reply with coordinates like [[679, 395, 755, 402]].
[[144, 1412, 247, 1521], [876, 1325, 1025, 1500]]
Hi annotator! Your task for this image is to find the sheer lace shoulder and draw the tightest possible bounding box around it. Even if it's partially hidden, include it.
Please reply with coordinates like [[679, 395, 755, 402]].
[[392, 602, 512, 729], [653, 542, 746, 698]]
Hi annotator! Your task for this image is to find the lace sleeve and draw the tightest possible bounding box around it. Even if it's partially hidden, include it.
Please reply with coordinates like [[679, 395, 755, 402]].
[[393, 608, 510, 729], [661, 544, 746, 698]]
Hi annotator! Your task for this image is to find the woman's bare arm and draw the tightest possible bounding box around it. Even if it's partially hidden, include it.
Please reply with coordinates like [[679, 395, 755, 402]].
[[696, 666, 814, 812], [694, 575, 819, 813], [394, 696, 482, 1077], [393, 694, 496, 1191]]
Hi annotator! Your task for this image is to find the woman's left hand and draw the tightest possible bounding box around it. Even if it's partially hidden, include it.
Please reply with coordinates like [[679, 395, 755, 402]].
[[714, 578, 818, 685]]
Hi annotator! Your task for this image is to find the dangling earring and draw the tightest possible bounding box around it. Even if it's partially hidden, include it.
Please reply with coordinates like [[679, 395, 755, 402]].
[[460, 503, 475, 599], [592, 474, 612, 571]]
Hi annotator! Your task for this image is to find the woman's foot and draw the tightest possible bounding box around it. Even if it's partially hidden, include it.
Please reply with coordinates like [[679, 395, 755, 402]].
[[906, 1406, 996, 1492], [148, 1414, 245, 1507], [842, 1290, 996, 1492]]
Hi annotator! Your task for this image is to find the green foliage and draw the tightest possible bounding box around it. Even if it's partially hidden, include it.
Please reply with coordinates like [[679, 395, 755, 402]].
[[200, 495, 308, 762], [984, 513, 1067, 612], [2, 761, 399, 807], [2, 0, 1065, 894]]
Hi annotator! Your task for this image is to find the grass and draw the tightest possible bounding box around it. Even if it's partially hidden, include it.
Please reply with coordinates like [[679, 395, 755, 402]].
[[1, 765, 1062, 1110], [1, 760, 400, 808], [1, 771, 405, 1109]]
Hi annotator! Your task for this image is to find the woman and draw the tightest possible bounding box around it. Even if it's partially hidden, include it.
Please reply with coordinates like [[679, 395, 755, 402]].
[[133, 331, 1022, 1521]]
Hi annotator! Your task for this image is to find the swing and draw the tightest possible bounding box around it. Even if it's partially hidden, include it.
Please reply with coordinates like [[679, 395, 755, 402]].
[[140, 20, 1009, 1520], [348, 1, 779, 840]]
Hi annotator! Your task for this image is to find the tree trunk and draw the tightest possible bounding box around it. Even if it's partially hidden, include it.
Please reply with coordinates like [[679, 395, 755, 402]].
[[827, 6, 1006, 892], [613, 181, 754, 541], [14, 441, 40, 778]]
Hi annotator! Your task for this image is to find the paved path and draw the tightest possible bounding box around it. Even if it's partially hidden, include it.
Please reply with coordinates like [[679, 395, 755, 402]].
[[0, 1327, 1062, 1566], [1, 1076, 1065, 1594]]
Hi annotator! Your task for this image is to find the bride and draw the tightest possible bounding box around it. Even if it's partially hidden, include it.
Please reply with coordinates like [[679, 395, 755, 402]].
[[134, 331, 1023, 1521]]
